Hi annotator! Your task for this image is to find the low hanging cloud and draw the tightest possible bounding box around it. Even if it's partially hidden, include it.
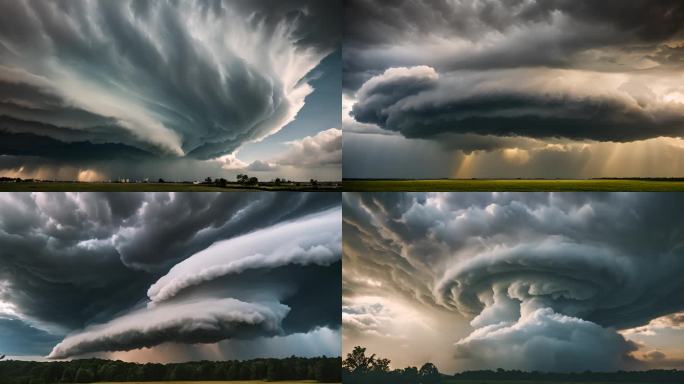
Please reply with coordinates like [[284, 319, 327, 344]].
[[0, 192, 341, 360], [48, 298, 289, 359], [0, 0, 338, 161], [351, 66, 684, 148], [344, 0, 684, 164], [343, 193, 684, 371], [226, 128, 341, 173], [454, 307, 638, 372]]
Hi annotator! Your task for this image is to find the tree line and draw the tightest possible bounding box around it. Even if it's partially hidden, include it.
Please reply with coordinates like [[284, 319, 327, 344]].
[[343, 346, 684, 384], [0, 356, 340, 384], [451, 368, 684, 382], [342, 346, 441, 384]]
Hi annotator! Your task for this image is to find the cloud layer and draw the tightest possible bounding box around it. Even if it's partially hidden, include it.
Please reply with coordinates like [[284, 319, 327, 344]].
[[343, 0, 684, 177], [0, 192, 341, 360], [343, 193, 684, 371], [48, 298, 289, 359], [351, 66, 684, 145], [0, 0, 340, 180]]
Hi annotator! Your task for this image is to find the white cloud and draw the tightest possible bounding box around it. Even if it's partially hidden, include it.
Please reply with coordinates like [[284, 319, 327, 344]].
[[48, 298, 290, 359], [272, 128, 342, 168], [148, 208, 342, 304]]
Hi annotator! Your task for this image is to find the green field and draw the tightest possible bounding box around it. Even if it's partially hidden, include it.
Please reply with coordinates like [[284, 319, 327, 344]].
[[90, 381, 334, 384], [0, 182, 340, 192], [343, 179, 684, 191]]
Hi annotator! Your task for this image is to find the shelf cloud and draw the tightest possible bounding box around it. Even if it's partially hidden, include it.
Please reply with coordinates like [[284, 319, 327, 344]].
[[343, 0, 684, 178], [0, 192, 341, 361]]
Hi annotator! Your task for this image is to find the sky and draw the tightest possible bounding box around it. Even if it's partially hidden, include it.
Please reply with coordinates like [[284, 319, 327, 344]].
[[343, 0, 684, 179], [0, 0, 341, 182], [0, 192, 341, 362], [343, 192, 684, 373]]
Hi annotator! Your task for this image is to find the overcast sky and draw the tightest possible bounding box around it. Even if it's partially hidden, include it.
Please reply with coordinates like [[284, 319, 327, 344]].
[[343, 0, 684, 178], [343, 192, 684, 373], [0, 192, 341, 362], [0, 0, 341, 182]]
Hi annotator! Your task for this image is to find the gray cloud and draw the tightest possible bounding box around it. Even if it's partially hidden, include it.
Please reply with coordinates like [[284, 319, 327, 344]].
[[47, 298, 289, 359], [351, 66, 684, 146], [0, 192, 341, 359], [344, 0, 684, 81], [344, 0, 684, 158], [0, 0, 338, 161], [244, 160, 279, 172], [343, 193, 684, 371]]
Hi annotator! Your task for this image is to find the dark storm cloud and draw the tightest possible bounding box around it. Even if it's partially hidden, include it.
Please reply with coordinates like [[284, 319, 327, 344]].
[[344, 0, 684, 149], [350, 67, 684, 144], [344, 0, 684, 73], [0, 0, 338, 162], [0, 192, 341, 358], [114, 192, 339, 270], [343, 193, 684, 371], [48, 207, 341, 359]]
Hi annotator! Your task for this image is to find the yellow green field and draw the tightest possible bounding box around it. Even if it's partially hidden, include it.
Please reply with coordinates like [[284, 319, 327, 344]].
[[343, 179, 684, 192], [91, 381, 335, 384], [0, 182, 340, 192]]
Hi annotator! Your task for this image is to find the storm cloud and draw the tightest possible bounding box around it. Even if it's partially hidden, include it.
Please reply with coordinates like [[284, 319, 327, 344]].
[[0, 192, 341, 361], [351, 67, 684, 144], [343, 193, 684, 372], [343, 0, 684, 177], [0, 0, 341, 180]]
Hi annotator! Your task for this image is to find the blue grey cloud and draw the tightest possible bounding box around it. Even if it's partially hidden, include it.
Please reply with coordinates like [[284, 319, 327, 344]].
[[0, 0, 339, 175], [0, 192, 341, 360]]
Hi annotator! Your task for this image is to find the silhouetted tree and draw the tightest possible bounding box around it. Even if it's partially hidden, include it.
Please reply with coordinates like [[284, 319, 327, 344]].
[[343, 346, 374, 375], [419, 362, 441, 384], [236, 174, 249, 184]]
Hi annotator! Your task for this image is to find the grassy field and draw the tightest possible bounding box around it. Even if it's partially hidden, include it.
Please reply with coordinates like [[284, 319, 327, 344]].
[[0, 182, 340, 192], [91, 381, 334, 384], [343, 179, 684, 191]]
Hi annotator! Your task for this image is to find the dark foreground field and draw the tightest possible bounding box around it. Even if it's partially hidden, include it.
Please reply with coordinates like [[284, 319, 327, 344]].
[[445, 381, 665, 384], [344, 179, 684, 191], [0, 182, 340, 192]]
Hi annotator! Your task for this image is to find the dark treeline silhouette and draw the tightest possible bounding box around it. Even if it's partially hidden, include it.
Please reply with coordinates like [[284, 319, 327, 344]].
[[342, 346, 441, 384], [0, 356, 340, 384], [451, 368, 684, 382], [343, 346, 684, 384]]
